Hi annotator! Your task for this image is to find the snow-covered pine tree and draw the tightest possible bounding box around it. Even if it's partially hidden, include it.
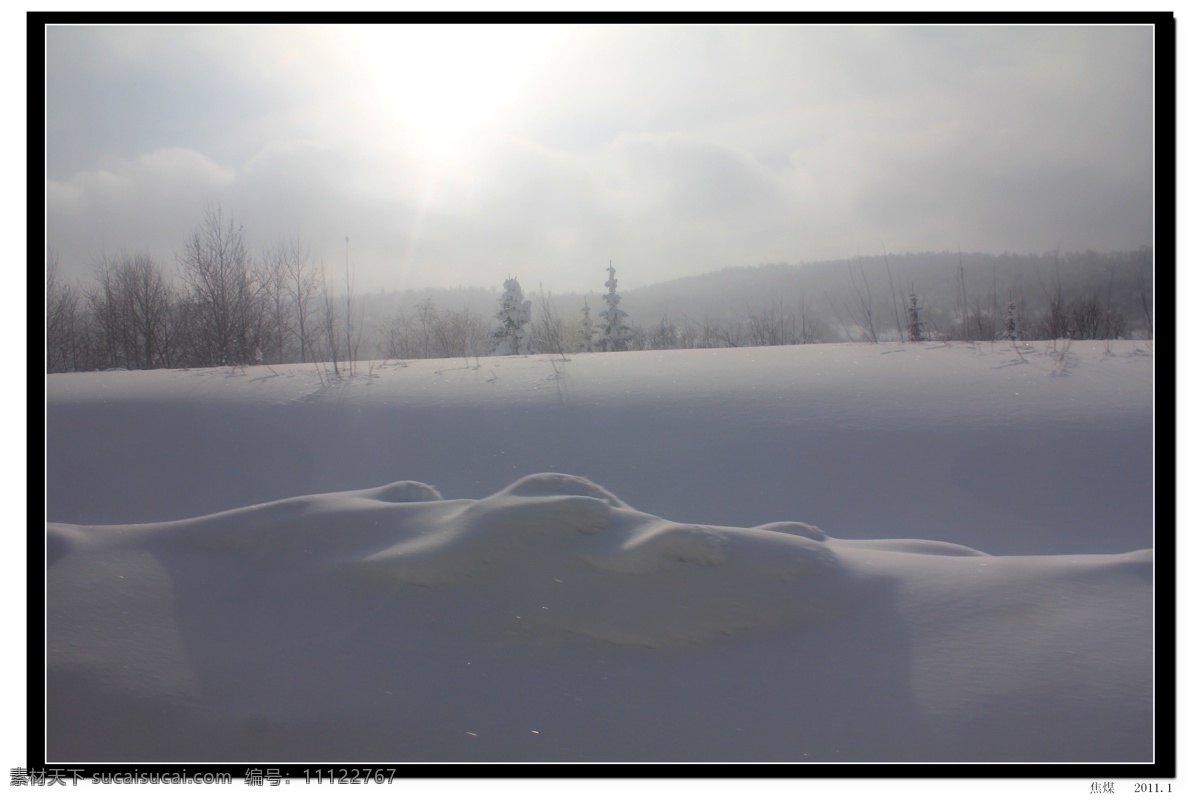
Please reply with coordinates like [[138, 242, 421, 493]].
[[599, 261, 632, 352], [580, 297, 597, 352], [1004, 300, 1018, 342], [490, 277, 535, 355], [906, 292, 924, 342]]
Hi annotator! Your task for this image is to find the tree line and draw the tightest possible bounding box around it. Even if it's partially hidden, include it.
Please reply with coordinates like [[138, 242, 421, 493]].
[[372, 247, 1150, 362], [46, 207, 363, 374], [46, 210, 1154, 373], [819, 248, 1151, 345]]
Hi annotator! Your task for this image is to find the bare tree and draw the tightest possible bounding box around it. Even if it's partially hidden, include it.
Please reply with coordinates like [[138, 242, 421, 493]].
[[342, 235, 360, 374], [681, 314, 700, 347], [883, 250, 904, 342], [717, 318, 745, 348], [434, 306, 487, 359], [86, 250, 175, 370], [378, 308, 415, 360], [260, 239, 299, 363], [378, 298, 488, 361], [961, 288, 997, 342], [279, 235, 321, 363], [1136, 271, 1153, 339], [531, 285, 569, 355], [1066, 294, 1125, 340], [700, 315, 724, 349], [834, 257, 878, 343], [315, 261, 342, 378], [677, 313, 724, 349], [85, 256, 129, 369], [956, 245, 969, 341], [625, 323, 649, 351], [46, 250, 87, 372], [745, 301, 795, 346], [129, 251, 176, 368], [649, 314, 680, 350], [415, 298, 439, 359], [797, 291, 824, 344], [177, 206, 263, 367], [1034, 248, 1069, 343]]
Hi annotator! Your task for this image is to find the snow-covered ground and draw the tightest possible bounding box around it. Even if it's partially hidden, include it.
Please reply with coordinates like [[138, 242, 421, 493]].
[[43, 341, 1158, 768]]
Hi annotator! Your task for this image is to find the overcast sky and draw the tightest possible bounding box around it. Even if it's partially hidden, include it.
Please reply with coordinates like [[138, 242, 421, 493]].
[[44, 23, 1155, 293]]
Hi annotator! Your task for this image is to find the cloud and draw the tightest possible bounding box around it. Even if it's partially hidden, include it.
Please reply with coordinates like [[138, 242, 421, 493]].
[[605, 133, 783, 223], [47, 148, 238, 267], [43, 24, 1154, 292]]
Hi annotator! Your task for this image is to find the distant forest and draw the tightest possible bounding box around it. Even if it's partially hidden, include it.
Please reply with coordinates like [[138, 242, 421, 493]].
[[45, 209, 1154, 373]]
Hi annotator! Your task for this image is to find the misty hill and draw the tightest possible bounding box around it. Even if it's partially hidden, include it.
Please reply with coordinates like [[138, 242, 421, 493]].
[[625, 248, 1152, 333], [360, 248, 1153, 356]]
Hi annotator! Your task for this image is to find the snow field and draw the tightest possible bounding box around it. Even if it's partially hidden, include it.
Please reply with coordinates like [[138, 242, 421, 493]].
[[44, 340, 1155, 763]]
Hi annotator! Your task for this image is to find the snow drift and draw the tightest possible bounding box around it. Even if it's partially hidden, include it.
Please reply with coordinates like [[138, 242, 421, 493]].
[[44, 341, 1156, 763], [48, 472, 1151, 762]]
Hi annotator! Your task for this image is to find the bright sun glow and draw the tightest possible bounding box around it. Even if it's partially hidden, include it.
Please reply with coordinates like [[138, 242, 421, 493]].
[[345, 24, 564, 149]]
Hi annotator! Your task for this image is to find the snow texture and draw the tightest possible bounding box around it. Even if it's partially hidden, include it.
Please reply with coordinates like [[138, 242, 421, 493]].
[[44, 340, 1155, 763]]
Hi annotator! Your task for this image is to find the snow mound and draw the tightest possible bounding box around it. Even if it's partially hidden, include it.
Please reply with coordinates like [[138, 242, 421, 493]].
[[49, 474, 856, 650], [46, 473, 1153, 762]]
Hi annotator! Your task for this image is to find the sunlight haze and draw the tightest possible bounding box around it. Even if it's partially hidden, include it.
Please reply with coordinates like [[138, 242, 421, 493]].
[[45, 22, 1154, 293]]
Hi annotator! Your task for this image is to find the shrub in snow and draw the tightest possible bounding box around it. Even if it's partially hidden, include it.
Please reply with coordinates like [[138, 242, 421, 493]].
[[906, 292, 924, 342], [490, 277, 535, 355], [599, 262, 632, 352], [1004, 301, 1019, 342]]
